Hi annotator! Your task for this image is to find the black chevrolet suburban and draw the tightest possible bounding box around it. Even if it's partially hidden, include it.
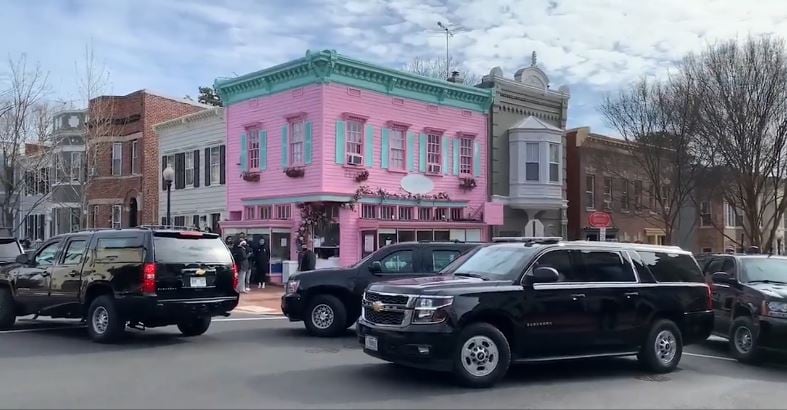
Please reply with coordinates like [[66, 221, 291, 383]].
[[358, 240, 713, 388], [282, 241, 479, 337], [700, 254, 787, 362], [0, 227, 239, 343]]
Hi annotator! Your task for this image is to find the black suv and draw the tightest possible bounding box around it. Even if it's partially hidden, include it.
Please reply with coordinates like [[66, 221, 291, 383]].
[[282, 241, 479, 337], [700, 254, 787, 362], [0, 227, 239, 343], [358, 240, 713, 388]]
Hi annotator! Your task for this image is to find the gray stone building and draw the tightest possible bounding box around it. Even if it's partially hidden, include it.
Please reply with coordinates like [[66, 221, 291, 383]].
[[477, 53, 571, 237]]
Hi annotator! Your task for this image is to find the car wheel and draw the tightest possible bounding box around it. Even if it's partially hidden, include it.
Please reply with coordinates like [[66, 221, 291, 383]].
[[0, 287, 16, 331], [87, 295, 126, 343], [638, 319, 683, 373], [177, 316, 212, 337], [304, 294, 347, 337], [452, 323, 511, 388], [729, 317, 761, 363]]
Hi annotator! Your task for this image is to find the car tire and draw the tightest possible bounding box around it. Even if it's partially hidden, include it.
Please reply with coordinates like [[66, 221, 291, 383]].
[[87, 295, 126, 344], [177, 316, 212, 337], [729, 317, 761, 363], [304, 294, 347, 337], [0, 287, 16, 331], [638, 319, 683, 373], [452, 323, 511, 388]]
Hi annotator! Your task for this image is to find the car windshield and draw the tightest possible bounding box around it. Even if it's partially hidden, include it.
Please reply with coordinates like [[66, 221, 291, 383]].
[[0, 240, 21, 260], [452, 245, 537, 281], [741, 258, 787, 284], [153, 236, 233, 264]]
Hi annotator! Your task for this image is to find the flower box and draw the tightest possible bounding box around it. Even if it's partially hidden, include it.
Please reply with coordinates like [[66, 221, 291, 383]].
[[284, 166, 305, 178], [459, 177, 477, 190], [241, 171, 260, 182], [354, 170, 369, 183]]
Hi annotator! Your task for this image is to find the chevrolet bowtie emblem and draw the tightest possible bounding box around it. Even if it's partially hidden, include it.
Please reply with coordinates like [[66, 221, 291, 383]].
[[372, 301, 384, 312], [195, 268, 206, 276]]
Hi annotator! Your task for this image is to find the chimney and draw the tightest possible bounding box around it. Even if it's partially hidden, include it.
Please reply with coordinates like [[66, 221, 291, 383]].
[[447, 71, 463, 83]]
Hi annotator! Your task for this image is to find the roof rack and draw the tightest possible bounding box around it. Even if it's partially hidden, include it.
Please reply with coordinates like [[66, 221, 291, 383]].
[[137, 225, 199, 231], [492, 236, 562, 244], [415, 240, 484, 244]]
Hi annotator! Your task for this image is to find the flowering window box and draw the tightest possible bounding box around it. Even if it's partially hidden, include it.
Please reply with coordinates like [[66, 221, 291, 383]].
[[459, 177, 477, 190], [354, 170, 369, 183], [241, 171, 260, 182], [284, 166, 305, 178]]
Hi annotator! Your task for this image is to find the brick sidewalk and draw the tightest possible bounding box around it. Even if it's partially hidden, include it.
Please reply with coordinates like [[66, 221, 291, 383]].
[[233, 286, 284, 315]]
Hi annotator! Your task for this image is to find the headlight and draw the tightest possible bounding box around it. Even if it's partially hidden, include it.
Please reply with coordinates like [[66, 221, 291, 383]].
[[286, 280, 300, 295], [412, 296, 453, 324], [765, 301, 787, 317]]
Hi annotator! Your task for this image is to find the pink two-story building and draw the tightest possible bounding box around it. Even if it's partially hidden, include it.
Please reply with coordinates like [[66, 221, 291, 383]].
[[216, 50, 502, 281]]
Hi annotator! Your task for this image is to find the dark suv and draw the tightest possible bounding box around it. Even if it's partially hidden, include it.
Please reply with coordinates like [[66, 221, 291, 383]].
[[282, 241, 479, 337], [700, 254, 787, 362], [0, 227, 239, 343], [358, 240, 713, 388]]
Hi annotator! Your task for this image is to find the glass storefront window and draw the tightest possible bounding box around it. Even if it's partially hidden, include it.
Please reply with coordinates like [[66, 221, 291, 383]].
[[417, 230, 434, 241]]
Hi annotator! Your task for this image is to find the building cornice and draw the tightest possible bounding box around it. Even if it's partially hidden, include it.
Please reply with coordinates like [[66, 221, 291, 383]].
[[215, 49, 494, 113], [483, 75, 570, 100], [153, 107, 224, 132]]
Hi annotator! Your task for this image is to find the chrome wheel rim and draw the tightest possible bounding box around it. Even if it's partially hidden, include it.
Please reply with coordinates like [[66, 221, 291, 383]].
[[461, 336, 499, 377], [734, 326, 753, 354], [311, 304, 334, 330], [655, 330, 677, 364], [92, 306, 109, 335]]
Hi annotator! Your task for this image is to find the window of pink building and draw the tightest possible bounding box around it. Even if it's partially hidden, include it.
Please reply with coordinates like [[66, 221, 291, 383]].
[[243, 206, 256, 220], [289, 120, 305, 165], [398, 206, 413, 220], [427, 134, 441, 173], [346, 119, 364, 166], [361, 204, 377, 219], [389, 128, 406, 170], [258, 205, 272, 220], [435, 208, 448, 221], [418, 207, 432, 220], [451, 208, 462, 220], [247, 128, 260, 170], [460, 137, 473, 175], [380, 205, 396, 220], [274, 204, 291, 220]]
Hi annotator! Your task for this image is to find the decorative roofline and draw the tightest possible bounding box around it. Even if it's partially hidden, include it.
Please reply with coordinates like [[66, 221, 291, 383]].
[[214, 49, 495, 113], [153, 107, 224, 132]]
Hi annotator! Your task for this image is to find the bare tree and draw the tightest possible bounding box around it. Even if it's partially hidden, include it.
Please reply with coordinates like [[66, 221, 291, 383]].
[[0, 55, 53, 237], [599, 75, 701, 245], [688, 36, 787, 251], [403, 56, 480, 86]]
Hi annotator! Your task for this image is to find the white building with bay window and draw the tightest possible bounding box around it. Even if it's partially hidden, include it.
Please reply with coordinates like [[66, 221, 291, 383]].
[[154, 107, 226, 233]]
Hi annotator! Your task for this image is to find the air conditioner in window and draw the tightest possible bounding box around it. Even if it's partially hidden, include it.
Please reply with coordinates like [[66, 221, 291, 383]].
[[347, 154, 363, 166]]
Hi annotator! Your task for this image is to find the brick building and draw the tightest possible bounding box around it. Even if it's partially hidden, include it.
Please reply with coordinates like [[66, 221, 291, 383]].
[[566, 127, 667, 244], [86, 90, 205, 228]]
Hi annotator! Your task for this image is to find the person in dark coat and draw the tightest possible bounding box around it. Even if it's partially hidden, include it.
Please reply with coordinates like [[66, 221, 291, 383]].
[[253, 238, 271, 289], [298, 239, 316, 272]]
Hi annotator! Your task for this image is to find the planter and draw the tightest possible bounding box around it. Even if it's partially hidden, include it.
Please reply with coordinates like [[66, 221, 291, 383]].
[[459, 177, 477, 190], [241, 171, 260, 182], [354, 170, 369, 183], [284, 166, 305, 178]]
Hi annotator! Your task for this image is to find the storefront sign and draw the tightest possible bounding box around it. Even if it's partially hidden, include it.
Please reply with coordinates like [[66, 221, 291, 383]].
[[587, 211, 612, 228]]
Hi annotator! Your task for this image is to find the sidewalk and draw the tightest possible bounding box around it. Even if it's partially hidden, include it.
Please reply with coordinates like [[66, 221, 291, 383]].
[[233, 285, 284, 315]]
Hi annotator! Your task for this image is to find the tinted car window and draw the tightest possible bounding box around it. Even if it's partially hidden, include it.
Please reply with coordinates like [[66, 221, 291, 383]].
[[63, 240, 87, 265], [35, 242, 61, 266], [740, 257, 787, 283], [534, 249, 581, 282], [431, 250, 460, 272], [637, 251, 703, 282], [721, 258, 736, 276], [379, 250, 414, 273], [704, 258, 724, 275], [0, 239, 21, 260], [153, 236, 232, 264], [576, 250, 635, 282], [96, 236, 145, 263]]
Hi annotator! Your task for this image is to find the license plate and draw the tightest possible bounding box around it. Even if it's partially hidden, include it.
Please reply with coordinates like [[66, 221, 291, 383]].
[[365, 335, 378, 351], [190, 277, 207, 288]]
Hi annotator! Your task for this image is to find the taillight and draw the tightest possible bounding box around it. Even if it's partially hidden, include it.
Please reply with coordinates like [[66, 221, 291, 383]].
[[705, 284, 713, 310], [142, 262, 157, 294], [232, 264, 239, 290]]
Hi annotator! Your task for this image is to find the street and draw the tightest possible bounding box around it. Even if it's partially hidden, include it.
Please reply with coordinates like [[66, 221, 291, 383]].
[[1, 314, 786, 409]]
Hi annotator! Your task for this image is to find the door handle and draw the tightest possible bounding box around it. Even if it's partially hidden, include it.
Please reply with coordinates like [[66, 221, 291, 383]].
[[624, 292, 639, 298], [570, 293, 586, 301]]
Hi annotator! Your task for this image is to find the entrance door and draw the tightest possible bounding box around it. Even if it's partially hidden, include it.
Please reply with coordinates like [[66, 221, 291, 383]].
[[361, 230, 377, 258], [129, 198, 138, 227], [270, 231, 291, 278]]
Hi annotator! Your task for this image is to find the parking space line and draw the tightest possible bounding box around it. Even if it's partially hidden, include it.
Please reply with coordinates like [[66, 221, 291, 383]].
[[684, 352, 736, 362]]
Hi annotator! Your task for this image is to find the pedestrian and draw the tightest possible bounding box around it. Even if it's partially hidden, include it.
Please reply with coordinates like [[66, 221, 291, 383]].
[[21, 238, 31, 250], [231, 240, 250, 293], [241, 240, 253, 292], [254, 238, 271, 289], [298, 239, 316, 272]]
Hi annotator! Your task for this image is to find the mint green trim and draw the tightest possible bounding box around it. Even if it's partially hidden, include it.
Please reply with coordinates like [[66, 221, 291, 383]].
[[441, 136, 449, 175], [239, 133, 248, 172], [243, 195, 352, 206], [335, 120, 346, 165], [364, 124, 374, 167], [473, 141, 481, 177], [280, 125, 289, 168], [452, 138, 460, 175], [407, 132, 415, 172], [419, 133, 427, 173], [215, 50, 494, 113], [358, 197, 467, 208], [304, 121, 313, 165], [260, 130, 268, 171], [380, 128, 390, 169]]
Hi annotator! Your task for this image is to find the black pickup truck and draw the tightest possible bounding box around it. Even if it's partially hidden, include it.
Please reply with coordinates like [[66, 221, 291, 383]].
[[358, 240, 713, 388], [700, 254, 787, 362], [282, 241, 479, 337], [0, 228, 239, 343]]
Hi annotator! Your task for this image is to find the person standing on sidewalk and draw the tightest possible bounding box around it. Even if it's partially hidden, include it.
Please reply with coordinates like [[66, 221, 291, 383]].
[[254, 238, 270, 289], [232, 240, 250, 293], [241, 240, 253, 292], [297, 239, 316, 272]]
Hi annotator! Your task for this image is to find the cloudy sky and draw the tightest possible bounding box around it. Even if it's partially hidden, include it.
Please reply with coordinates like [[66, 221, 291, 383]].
[[3, 0, 787, 134]]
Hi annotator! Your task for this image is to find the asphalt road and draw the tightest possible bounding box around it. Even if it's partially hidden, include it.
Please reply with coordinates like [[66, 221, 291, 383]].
[[1, 315, 786, 409]]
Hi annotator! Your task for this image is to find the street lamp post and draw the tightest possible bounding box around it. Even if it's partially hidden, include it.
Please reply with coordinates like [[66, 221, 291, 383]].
[[162, 166, 175, 228]]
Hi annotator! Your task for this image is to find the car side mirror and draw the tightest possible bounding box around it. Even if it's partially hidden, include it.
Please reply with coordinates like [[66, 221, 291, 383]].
[[528, 267, 560, 284], [369, 261, 382, 274], [15, 253, 29, 265], [712, 272, 734, 284]]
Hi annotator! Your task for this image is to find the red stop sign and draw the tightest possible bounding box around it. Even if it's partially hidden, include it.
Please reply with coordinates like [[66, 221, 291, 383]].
[[588, 211, 612, 228]]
